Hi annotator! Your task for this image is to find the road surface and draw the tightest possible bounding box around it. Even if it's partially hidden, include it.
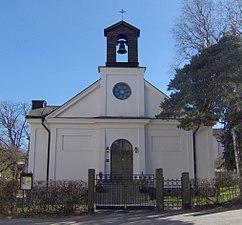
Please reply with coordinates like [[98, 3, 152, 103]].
[[0, 207, 242, 225]]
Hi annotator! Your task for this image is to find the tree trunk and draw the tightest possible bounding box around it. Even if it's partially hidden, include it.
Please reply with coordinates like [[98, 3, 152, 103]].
[[231, 128, 240, 178]]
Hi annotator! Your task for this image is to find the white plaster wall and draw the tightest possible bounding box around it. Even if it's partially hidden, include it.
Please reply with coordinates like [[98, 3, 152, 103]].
[[54, 127, 99, 181], [145, 123, 194, 179], [28, 124, 48, 181], [196, 127, 215, 178], [28, 118, 214, 182], [48, 120, 148, 181], [213, 136, 223, 167]]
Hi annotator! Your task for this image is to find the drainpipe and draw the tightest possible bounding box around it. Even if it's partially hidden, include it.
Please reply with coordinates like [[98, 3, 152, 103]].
[[41, 117, 51, 182], [193, 127, 200, 180]]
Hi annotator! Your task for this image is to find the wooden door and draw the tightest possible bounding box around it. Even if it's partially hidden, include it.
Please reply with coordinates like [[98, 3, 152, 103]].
[[111, 139, 133, 178]]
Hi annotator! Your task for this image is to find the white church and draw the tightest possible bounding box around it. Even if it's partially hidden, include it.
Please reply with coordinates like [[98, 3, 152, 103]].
[[26, 21, 214, 182]]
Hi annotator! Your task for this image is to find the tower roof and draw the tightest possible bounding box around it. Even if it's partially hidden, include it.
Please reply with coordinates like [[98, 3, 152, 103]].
[[104, 21, 140, 37]]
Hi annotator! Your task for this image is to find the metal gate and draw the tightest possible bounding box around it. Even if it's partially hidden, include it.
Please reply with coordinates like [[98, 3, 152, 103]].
[[95, 174, 156, 209]]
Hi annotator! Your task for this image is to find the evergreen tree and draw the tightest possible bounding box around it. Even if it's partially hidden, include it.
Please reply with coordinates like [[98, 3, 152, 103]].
[[157, 35, 242, 171]]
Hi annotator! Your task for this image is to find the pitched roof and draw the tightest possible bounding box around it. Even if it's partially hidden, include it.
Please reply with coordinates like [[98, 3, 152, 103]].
[[26, 106, 60, 118], [104, 20, 140, 37]]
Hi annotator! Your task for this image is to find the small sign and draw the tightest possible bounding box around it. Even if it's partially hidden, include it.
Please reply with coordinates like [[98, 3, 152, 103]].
[[20, 173, 33, 190]]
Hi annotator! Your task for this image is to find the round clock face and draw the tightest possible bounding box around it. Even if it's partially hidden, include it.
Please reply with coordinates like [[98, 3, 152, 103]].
[[113, 82, 131, 100]]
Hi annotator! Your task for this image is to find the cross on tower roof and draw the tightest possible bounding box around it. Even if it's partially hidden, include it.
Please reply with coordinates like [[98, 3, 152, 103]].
[[119, 9, 126, 21]]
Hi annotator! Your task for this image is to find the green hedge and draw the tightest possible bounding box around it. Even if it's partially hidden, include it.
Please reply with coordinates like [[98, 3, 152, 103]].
[[25, 180, 88, 215]]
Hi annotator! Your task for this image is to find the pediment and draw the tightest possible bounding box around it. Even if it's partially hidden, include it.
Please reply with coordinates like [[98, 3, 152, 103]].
[[47, 80, 101, 118], [45, 77, 168, 119]]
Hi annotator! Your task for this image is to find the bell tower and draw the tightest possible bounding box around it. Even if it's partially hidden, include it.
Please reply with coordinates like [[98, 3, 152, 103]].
[[99, 20, 145, 118], [104, 21, 140, 67]]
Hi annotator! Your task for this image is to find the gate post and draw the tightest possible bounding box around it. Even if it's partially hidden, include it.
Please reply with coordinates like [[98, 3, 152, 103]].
[[182, 172, 191, 210], [156, 168, 164, 211], [88, 169, 95, 213]]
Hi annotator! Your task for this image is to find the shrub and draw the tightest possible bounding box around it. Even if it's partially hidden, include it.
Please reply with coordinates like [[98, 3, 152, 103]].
[[0, 179, 19, 215], [215, 171, 237, 188], [26, 180, 88, 215]]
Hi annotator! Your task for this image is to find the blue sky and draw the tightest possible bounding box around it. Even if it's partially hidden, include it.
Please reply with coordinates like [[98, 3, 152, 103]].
[[0, 0, 181, 106]]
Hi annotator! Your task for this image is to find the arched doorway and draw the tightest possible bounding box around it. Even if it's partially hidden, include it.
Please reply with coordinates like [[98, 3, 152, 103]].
[[111, 139, 133, 178]]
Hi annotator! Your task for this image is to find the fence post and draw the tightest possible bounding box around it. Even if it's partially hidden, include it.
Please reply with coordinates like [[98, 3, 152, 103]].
[[182, 172, 191, 210], [156, 168, 164, 211], [88, 169, 95, 213]]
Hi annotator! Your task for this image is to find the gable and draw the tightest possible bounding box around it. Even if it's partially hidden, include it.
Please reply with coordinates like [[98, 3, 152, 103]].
[[47, 78, 168, 119], [144, 80, 168, 117], [48, 80, 100, 118]]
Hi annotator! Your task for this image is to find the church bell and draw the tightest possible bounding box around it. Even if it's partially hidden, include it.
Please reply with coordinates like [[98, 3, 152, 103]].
[[117, 40, 127, 54]]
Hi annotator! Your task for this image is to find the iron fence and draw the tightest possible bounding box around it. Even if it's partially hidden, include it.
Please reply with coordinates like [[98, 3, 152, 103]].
[[1, 170, 241, 216], [95, 174, 156, 209], [164, 179, 182, 210], [191, 177, 240, 208]]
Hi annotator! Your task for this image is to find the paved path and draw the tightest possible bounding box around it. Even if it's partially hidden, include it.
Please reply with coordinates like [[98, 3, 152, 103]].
[[0, 207, 242, 225]]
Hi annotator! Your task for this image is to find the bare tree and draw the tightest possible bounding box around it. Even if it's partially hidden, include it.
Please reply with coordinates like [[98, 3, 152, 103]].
[[0, 101, 30, 179], [0, 101, 29, 149], [0, 145, 25, 179], [172, 0, 241, 64], [220, 0, 242, 36]]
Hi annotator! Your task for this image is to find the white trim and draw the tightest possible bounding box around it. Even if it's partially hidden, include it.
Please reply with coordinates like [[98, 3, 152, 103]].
[[45, 117, 151, 124], [98, 66, 146, 73]]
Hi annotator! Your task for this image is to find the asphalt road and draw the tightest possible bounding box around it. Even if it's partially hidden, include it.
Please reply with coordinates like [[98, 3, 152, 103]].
[[1, 207, 242, 225]]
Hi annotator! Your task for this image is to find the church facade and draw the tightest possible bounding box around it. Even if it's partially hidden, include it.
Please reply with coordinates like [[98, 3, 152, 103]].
[[26, 21, 214, 181]]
